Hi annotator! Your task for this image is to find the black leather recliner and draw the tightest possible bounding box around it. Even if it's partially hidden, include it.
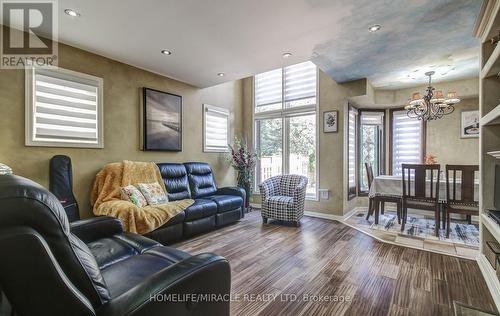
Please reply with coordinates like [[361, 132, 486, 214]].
[[147, 162, 245, 244], [0, 175, 231, 316]]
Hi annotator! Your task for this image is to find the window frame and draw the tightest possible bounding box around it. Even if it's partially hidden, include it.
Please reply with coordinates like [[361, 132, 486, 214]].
[[25, 65, 104, 148], [203, 104, 230, 153], [253, 62, 319, 200], [357, 109, 386, 196], [389, 107, 426, 175]]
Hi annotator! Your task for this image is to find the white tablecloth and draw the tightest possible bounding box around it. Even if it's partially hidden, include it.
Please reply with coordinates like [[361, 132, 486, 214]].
[[368, 175, 479, 202]]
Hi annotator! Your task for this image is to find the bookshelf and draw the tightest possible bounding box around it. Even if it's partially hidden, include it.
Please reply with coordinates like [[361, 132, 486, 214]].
[[475, 0, 500, 311]]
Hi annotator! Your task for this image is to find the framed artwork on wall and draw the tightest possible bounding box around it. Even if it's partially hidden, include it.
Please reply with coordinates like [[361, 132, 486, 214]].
[[142, 88, 182, 151], [323, 110, 338, 133], [460, 110, 479, 139]]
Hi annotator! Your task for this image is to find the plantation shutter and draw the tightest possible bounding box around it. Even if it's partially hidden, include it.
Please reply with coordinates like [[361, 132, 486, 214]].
[[204, 104, 229, 152], [28, 67, 103, 147], [391, 110, 423, 176]]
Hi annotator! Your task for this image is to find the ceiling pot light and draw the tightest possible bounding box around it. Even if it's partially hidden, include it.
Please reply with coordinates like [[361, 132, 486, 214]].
[[64, 9, 80, 17], [282, 52, 292, 58], [161, 49, 172, 55], [217, 73, 225, 77], [368, 24, 381, 32]]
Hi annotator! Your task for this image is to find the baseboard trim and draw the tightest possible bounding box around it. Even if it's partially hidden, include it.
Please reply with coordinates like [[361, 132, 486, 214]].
[[250, 203, 361, 222], [477, 254, 500, 311]]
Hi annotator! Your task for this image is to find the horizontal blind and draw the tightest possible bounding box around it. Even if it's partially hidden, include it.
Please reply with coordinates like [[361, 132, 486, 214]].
[[392, 110, 423, 176], [204, 105, 229, 152], [348, 108, 358, 189], [361, 112, 383, 125], [33, 69, 100, 144], [254, 68, 282, 107], [284, 61, 317, 103]]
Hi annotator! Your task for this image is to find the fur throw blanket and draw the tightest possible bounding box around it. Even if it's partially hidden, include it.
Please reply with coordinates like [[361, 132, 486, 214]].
[[91, 160, 193, 234]]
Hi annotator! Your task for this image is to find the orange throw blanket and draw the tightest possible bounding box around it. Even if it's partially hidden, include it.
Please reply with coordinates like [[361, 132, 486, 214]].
[[91, 160, 193, 234]]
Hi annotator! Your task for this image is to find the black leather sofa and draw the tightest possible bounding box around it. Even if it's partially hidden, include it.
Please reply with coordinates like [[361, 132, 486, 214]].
[[0, 175, 231, 316], [145, 162, 245, 244]]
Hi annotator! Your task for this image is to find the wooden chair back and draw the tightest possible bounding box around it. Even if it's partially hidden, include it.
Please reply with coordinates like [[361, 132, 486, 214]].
[[401, 164, 440, 202], [445, 165, 479, 205], [365, 162, 374, 190]]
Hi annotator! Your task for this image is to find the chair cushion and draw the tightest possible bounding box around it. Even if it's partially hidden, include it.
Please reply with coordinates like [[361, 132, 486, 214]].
[[267, 196, 294, 208], [184, 162, 217, 198], [157, 163, 191, 201], [91, 232, 191, 298], [205, 195, 243, 213], [184, 199, 218, 221]]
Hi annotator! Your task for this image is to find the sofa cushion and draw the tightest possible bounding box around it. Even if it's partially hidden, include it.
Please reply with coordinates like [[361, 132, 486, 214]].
[[157, 163, 191, 201], [184, 199, 218, 221], [184, 162, 217, 198], [267, 196, 294, 208], [206, 195, 243, 213]]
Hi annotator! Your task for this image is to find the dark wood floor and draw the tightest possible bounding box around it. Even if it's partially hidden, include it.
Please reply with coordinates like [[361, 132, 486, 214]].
[[174, 211, 497, 316]]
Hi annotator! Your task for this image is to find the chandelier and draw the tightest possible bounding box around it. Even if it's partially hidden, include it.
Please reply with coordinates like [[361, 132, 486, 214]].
[[405, 71, 460, 121]]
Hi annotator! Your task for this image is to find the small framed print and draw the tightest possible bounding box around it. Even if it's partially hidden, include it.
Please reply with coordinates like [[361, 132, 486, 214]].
[[461, 110, 479, 138], [323, 110, 338, 133]]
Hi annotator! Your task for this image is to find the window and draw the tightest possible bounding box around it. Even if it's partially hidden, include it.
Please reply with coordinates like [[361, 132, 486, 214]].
[[254, 61, 318, 199], [347, 106, 358, 199], [203, 104, 230, 152], [359, 110, 385, 193], [25, 66, 103, 148], [390, 109, 425, 176]]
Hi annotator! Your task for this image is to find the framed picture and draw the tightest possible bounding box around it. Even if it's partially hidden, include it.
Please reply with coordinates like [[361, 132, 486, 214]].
[[323, 110, 338, 133], [143, 88, 182, 151], [461, 110, 479, 138]]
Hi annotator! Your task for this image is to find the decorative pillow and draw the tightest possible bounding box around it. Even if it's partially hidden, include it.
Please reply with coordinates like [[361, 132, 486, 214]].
[[120, 185, 148, 207], [137, 182, 169, 205]]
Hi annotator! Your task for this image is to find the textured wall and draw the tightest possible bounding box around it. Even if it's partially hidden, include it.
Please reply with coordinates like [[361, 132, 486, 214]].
[[425, 98, 479, 166], [0, 43, 243, 218]]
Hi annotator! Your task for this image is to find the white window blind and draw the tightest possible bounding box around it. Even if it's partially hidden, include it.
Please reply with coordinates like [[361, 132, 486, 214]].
[[255, 68, 282, 107], [254, 61, 317, 112], [392, 110, 423, 176], [26, 67, 103, 148], [203, 104, 229, 152], [348, 107, 358, 191], [284, 61, 317, 105], [361, 112, 384, 125]]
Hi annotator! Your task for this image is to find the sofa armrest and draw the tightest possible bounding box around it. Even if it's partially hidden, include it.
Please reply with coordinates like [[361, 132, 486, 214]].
[[97, 253, 231, 316], [70, 216, 123, 243], [216, 186, 246, 216]]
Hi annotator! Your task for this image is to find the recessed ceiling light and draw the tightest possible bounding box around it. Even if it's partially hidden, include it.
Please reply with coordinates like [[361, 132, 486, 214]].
[[161, 49, 172, 55], [217, 73, 225, 77], [282, 52, 292, 58], [64, 9, 80, 17], [368, 24, 381, 32]]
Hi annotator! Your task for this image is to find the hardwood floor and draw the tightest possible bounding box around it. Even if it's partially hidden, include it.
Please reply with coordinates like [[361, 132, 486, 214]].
[[174, 211, 497, 316]]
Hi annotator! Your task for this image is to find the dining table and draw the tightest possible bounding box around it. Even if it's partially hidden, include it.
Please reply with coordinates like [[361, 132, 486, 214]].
[[368, 175, 479, 202]]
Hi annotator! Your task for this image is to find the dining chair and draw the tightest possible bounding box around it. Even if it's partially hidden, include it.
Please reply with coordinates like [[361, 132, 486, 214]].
[[401, 164, 440, 236], [365, 163, 402, 225], [444, 165, 479, 238]]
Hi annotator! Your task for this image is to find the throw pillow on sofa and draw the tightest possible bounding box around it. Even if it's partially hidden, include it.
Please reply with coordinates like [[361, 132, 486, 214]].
[[137, 182, 169, 205], [120, 185, 148, 207]]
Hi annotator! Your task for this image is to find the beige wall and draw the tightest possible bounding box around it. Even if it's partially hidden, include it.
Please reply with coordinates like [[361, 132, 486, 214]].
[[425, 98, 479, 166], [243, 70, 367, 216], [0, 43, 243, 218]]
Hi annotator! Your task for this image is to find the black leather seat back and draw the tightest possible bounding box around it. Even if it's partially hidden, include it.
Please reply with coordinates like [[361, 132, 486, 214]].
[[184, 162, 217, 198], [0, 175, 110, 309], [157, 163, 192, 201], [49, 155, 80, 222]]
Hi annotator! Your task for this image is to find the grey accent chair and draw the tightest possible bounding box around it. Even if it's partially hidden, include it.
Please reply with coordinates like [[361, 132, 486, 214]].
[[259, 175, 308, 226]]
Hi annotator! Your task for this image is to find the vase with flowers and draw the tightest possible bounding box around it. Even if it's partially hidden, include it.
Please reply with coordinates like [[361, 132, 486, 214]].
[[227, 138, 258, 209]]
